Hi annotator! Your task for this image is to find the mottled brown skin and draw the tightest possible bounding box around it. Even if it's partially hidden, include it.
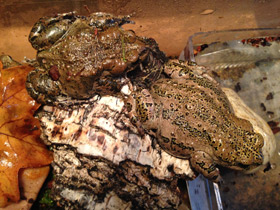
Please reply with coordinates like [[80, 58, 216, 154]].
[[126, 60, 264, 182], [26, 12, 165, 104]]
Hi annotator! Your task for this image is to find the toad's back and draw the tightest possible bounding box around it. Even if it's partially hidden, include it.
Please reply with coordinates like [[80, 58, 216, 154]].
[[151, 76, 264, 167]]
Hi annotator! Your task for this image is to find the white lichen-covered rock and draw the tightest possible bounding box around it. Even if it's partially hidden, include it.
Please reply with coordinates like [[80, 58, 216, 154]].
[[38, 95, 196, 209], [40, 95, 195, 180]]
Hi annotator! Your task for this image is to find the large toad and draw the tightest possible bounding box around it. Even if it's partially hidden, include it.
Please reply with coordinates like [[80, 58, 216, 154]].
[[26, 12, 165, 104], [125, 60, 264, 182]]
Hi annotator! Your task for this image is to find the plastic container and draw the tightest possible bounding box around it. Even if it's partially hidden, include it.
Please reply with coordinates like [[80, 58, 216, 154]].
[[180, 28, 280, 123], [181, 28, 280, 62]]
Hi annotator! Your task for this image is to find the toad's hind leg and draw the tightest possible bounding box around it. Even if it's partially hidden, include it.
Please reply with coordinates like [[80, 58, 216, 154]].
[[190, 151, 222, 183]]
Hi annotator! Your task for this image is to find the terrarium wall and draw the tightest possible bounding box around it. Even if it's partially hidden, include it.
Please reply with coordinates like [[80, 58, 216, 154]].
[[1, 0, 280, 61]]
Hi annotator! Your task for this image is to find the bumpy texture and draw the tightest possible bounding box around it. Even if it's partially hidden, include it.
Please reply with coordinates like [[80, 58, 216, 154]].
[[38, 95, 195, 209], [126, 59, 264, 181], [51, 147, 182, 210], [26, 12, 166, 104]]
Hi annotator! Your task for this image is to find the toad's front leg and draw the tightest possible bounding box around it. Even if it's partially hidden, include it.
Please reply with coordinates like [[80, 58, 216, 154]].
[[26, 68, 62, 104], [124, 88, 157, 137], [190, 151, 222, 183], [124, 93, 146, 136]]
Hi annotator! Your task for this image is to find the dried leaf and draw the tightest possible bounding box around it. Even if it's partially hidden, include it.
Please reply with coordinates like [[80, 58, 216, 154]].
[[0, 62, 53, 207]]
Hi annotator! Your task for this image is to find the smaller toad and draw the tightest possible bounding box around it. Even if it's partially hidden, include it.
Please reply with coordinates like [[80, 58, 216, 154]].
[[125, 59, 264, 182]]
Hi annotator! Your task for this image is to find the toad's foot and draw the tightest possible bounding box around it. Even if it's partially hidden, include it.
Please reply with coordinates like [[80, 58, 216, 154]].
[[190, 151, 222, 183]]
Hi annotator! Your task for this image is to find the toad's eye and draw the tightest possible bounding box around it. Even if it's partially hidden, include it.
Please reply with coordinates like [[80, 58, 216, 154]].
[[29, 24, 70, 50], [28, 12, 77, 50]]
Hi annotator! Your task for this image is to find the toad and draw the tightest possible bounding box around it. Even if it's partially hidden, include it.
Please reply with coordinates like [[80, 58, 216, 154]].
[[26, 12, 166, 104], [125, 59, 264, 182]]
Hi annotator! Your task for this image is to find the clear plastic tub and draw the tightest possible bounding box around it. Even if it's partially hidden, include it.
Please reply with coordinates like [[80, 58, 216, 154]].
[[181, 28, 280, 123], [182, 28, 280, 62]]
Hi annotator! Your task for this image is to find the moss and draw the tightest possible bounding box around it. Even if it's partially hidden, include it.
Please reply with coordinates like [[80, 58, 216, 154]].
[[39, 189, 54, 206]]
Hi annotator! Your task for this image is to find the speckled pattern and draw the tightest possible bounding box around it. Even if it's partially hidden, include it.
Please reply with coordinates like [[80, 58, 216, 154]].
[[126, 60, 264, 182]]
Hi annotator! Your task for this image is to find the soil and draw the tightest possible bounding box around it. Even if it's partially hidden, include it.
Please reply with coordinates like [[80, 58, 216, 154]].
[[0, 0, 279, 209]]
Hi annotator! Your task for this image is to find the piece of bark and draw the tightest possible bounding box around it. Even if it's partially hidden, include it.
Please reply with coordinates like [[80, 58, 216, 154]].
[[39, 95, 195, 209]]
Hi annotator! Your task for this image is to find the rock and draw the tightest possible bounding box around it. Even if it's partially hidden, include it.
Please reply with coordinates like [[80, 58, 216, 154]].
[[200, 9, 215, 15], [38, 95, 195, 209]]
